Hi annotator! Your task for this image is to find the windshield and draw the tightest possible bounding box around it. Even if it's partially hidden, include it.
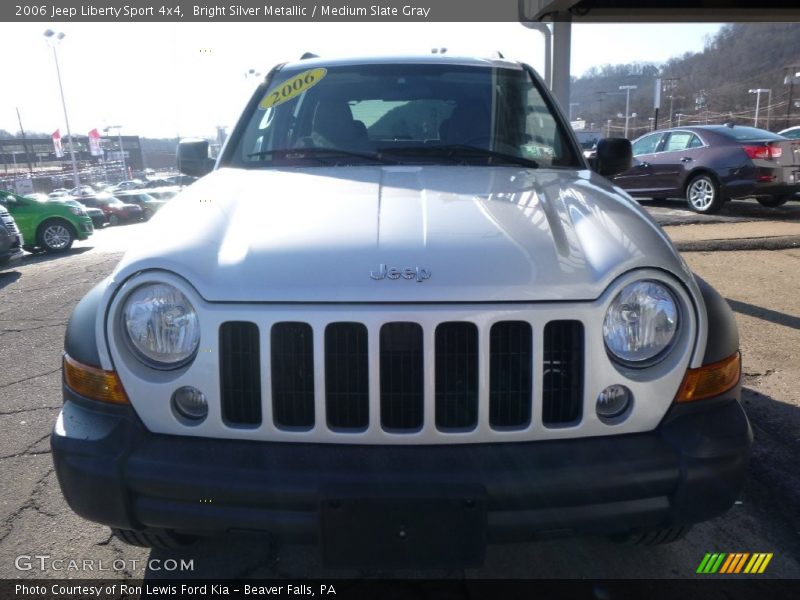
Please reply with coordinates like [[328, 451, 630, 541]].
[[229, 63, 579, 169]]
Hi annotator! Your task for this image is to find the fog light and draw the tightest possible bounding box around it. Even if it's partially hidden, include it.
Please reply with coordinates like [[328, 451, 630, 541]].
[[596, 385, 632, 421], [172, 386, 208, 421]]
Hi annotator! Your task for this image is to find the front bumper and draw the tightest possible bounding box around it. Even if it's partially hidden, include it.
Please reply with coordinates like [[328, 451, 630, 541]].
[[52, 383, 752, 564]]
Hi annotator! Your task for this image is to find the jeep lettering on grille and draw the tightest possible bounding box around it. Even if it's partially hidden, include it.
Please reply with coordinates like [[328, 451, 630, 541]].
[[370, 264, 431, 282]]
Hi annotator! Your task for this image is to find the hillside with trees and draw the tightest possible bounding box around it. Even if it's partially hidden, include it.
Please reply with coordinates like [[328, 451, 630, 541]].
[[570, 23, 800, 138]]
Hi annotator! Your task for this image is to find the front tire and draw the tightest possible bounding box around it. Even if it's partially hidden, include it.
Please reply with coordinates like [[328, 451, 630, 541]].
[[111, 527, 197, 550], [37, 219, 75, 253], [757, 197, 789, 208], [108, 214, 120, 226], [685, 174, 722, 214]]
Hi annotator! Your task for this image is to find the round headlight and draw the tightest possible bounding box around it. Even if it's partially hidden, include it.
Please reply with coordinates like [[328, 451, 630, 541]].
[[122, 282, 200, 369], [603, 280, 679, 366]]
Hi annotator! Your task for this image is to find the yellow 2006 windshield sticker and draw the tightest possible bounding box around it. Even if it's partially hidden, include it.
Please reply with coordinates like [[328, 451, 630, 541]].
[[259, 68, 327, 109]]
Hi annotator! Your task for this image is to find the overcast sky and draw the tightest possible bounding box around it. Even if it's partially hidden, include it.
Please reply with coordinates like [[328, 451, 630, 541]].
[[1, 21, 722, 139]]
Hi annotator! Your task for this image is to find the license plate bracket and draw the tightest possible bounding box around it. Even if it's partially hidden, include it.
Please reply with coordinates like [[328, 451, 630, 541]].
[[320, 486, 487, 568]]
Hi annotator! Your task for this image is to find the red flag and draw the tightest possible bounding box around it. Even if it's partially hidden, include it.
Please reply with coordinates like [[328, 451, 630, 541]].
[[52, 129, 64, 158], [88, 128, 102, 156]]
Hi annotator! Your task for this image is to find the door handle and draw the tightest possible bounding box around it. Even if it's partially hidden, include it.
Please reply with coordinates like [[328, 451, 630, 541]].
[[680, 157, 693, 163]]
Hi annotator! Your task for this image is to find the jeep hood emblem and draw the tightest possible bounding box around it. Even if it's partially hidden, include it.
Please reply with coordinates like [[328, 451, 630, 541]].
[[370, 264, 431, 282]]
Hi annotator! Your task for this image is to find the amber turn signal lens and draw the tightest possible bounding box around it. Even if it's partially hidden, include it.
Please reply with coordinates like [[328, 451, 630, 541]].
[[63, 354, 129, 405], [675, 352, 741, 403]]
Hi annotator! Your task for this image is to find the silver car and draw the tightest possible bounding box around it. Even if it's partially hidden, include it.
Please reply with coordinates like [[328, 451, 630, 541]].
[[52, 54, 750, 566]]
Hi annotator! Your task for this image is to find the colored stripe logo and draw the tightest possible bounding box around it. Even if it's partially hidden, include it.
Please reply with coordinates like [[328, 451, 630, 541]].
[[697, 553, 773, 574]]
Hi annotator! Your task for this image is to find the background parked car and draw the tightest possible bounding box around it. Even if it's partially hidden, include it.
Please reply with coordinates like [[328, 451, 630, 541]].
[[112, 191, 167, 220], [79, 194, 143, 225], [110, 179, 146, 192], [0, 205, 23, 266], [0, 190, 93, 253], [613, 124, 800, 213], [23, 193, 51, 204], [50, 198, 107, 229], [778, 125, 800, 140]]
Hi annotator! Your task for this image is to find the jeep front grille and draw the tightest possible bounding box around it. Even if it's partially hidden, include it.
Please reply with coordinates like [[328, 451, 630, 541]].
[[435, 322, 478, 430], [219, 321, 262, 426], [542, 320, 584, 425], [325, 322, 369, 431], [489, 321, 533, 428], [380, 322, 424, 431], [271, 322, 315, 429], [218, 318, 584, 436]]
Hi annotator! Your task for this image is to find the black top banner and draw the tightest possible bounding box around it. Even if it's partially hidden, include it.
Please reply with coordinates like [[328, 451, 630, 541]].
[[4, 0, 800, 23]]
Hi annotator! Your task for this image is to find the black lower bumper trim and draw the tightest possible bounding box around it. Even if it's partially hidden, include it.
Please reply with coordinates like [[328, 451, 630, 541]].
[[52, 387, 752, 550]]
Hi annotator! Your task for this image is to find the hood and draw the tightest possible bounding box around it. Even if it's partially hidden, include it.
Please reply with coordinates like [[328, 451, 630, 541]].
[[111, 166, 689, 302]]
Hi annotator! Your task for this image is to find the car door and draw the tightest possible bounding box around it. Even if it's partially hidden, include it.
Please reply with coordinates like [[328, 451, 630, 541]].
[[651, 131, 704, 194], [612, 132, 664, 194]]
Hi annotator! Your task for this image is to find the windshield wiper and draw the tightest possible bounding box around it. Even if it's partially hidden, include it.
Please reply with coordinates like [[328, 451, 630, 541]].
[[247, 147, 397, 165], [378, 145, 539, 168]]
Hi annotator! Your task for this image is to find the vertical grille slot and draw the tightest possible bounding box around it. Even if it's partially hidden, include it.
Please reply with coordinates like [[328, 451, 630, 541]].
[[489, 321, 532, 429], [325, 322, 369, 431], [271, 322, 315, 429], [219, 321, 262, 426], [435, 322, 478, 430], [542, 320, 584, 426], [380, 322, 424, 431]]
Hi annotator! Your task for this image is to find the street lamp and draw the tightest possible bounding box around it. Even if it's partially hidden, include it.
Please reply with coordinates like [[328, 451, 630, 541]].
[[748, 88, 770, 128], [103, 125, 127, 182], [619, 85, 637, 138], [44, 29, 80, 188]]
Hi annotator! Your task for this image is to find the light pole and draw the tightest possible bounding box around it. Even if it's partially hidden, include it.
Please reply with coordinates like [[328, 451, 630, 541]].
[[569, 102, 579, 121], [44, 29, 80, 188], [748, 89, 769, 128], [104, 126, 127, 182], [606, 119, 612, 137], [676, 113, 686, 127], [619, 85, 637, 138]]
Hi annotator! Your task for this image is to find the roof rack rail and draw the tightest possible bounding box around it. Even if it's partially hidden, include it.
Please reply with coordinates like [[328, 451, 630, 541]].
[[300, 52, 319, 60]]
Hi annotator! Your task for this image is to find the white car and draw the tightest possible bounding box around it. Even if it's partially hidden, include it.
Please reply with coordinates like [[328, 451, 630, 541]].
[[52, 54, 751, 566], [778, 125, 800, 139]]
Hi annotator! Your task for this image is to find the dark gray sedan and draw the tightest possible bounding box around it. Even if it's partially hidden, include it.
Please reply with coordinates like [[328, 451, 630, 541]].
[[613, 124, 800, 213]]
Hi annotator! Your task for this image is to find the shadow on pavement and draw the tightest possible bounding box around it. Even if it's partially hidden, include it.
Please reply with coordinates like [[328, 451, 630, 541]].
[[727, 298, 800, 331], [642, 198, 800, 226], [19, 246, 93, 267], [0, 269, 21, 290]]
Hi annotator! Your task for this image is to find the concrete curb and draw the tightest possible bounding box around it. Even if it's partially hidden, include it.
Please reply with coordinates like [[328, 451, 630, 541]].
[[674, 235, 800, 252]]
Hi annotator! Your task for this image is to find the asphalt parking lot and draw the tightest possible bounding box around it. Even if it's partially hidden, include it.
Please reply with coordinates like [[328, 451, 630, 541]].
[[1, 200, 799, 581]]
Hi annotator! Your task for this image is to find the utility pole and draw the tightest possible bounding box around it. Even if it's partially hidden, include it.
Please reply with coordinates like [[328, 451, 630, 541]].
[[619, 85, 637, 138], [749, 88, 769, 128], [785, 66, 800, 128], [14, 107, 33, 175]]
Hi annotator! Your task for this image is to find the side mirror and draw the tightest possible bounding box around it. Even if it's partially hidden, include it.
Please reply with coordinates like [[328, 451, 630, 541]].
[[177, 139, 214, 177], [591, 138, 633, 177]]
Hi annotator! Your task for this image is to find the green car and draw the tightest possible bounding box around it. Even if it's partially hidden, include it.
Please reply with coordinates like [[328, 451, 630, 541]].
[[0, 190, 93, 253]]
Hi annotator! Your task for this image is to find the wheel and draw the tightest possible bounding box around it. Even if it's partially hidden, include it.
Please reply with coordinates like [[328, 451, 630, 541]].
[[611, 526, 691, 546], [111, 527, 197, 550], [143, 208, 154, 220], [37, 219, 75, 253], [685, 174, 722, 214], [757, 197, 789, 208], [108, 214, 120, 226]]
